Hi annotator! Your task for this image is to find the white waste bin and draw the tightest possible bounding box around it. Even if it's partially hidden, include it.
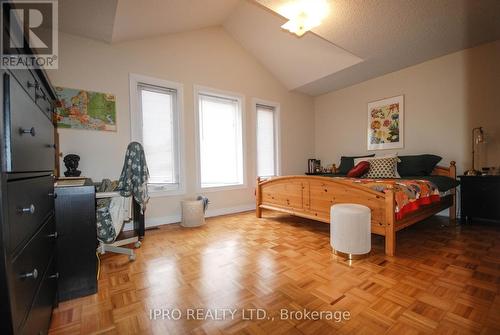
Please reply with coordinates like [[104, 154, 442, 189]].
[[330, 204, 371, 259], [181, 199, 205, 227]]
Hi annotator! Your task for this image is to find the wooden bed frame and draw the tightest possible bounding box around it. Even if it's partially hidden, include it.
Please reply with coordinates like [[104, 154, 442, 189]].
[[256, 161, 456, 256]]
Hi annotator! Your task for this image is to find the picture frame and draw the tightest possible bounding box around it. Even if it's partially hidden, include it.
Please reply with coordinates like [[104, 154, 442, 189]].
[[367, 95, 404, 150]]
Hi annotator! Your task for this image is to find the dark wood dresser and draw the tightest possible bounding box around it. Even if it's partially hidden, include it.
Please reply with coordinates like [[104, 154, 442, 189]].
[[459, 175, 500, 223], [0, 33, 58, 335]]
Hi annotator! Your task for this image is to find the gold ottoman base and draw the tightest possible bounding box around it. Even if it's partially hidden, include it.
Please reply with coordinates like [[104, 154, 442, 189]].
[[333, 249, 370, 260]]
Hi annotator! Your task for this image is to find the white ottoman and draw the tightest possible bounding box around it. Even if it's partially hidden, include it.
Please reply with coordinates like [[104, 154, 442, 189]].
[[330, 204, 371, 259]]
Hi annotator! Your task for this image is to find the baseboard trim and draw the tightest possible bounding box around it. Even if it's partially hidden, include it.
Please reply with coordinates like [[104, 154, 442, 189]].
[[123, 203, 256, 231]]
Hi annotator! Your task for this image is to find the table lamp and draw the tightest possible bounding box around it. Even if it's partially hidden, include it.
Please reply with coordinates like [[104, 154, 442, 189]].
[[464, 127, 484, 176]]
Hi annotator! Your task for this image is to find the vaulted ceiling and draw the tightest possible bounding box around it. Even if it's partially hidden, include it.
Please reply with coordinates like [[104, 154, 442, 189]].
[[58, 0, 500, 96]]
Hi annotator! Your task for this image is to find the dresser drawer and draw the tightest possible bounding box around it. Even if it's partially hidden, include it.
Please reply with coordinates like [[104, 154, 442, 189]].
[[35, 85, 54, 120], [9, 69, 38, 102], [6, 73, 55, 172], [7, 176, 55, 252], [21, 256, 57, 335], [10, 217, 56, 333]]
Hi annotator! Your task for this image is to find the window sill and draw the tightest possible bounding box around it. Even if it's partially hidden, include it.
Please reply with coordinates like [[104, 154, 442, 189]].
[[199, 184, 247, 193], [148, 185, 185, 198]]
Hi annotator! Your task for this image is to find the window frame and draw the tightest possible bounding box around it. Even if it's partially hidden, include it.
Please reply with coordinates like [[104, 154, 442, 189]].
[[253, 98, 281, 179], [129, 73, 185, 197], [194, 85, 247, 192]]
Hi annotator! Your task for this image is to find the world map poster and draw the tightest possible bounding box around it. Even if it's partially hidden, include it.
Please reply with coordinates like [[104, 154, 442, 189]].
[[54, 86, 117, 131]]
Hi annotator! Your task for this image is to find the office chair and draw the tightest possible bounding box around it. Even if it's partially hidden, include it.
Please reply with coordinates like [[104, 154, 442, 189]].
[[96, 191, 141, 261]]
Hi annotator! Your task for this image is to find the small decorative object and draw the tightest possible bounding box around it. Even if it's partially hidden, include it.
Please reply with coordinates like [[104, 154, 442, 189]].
[[308, 159, 321, 174], [464, 127, 485, 176], [367, 95, 404, 150], [54, 87, 117, 132], [308, 159, 315, 173], [63, 154, 82, 177]]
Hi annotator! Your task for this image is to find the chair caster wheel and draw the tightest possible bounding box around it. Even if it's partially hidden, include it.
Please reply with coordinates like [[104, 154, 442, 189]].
[[129, 254, 136, 261], [134, 241, 142, 248]]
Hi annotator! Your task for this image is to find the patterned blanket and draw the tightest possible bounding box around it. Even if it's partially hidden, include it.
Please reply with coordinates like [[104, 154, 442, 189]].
[[340, 178, 441, 220], [118, 142, 149, 213]]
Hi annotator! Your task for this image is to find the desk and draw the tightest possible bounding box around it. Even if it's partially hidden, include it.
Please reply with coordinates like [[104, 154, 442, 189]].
[[54, 179, 97, 301]]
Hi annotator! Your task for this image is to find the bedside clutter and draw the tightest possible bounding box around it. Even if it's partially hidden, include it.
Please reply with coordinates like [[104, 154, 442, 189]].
[[459, 175, 500, 223]]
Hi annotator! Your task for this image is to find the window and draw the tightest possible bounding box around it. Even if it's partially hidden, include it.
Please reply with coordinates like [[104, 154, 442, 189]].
[[256, 102, 279, 177], [196, 89, 244, 189], [130, 74, 183, 194]]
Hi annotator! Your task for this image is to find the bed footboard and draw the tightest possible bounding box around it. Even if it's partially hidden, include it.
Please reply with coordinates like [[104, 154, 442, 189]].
[[256, 175, 396, 253], [255, 161, 456, 256]]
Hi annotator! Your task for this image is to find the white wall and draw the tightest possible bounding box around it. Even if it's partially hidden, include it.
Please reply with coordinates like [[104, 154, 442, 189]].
[[48, 27, 498, 226], [47, 27, 315, 224], [314, 40, 500, 175]]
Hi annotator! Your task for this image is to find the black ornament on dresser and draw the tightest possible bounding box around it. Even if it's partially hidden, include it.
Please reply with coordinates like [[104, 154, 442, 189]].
[[63, 154, 81, 177]]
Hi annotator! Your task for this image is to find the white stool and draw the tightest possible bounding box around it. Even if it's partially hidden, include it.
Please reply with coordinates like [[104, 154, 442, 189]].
[[330, 204, 371, 259]]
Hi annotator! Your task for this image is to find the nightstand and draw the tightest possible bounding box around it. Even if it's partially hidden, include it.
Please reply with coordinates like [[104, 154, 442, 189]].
[[54, 179, 98, 301], [458, 175, 500, 223]]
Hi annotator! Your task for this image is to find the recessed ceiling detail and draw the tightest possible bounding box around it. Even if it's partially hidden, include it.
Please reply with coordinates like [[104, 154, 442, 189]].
[[57, 0, 500, 96], [112, 0, 241, 42], [224, 1, 362, 90]]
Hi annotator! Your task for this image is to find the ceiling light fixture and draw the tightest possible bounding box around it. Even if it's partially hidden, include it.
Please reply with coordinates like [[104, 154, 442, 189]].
[[280, 0, 329, 37]]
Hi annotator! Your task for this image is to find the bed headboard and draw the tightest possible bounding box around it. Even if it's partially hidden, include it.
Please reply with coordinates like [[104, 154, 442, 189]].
[[432, 161, 456, 179]]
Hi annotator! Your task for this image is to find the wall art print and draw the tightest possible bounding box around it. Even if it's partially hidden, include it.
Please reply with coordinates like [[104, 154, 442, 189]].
[[54, 86, 117, 131], [367, 95, 404, 150]]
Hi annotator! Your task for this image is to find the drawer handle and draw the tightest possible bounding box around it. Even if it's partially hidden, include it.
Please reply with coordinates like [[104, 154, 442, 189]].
[[49, 272, 59, 279], [48, 192, 57, 199], [48, 232, 58, 239], [20, 268, 38, 280], [19, 127, 36, 136], [27, 80, 39, 89], [18, 204, 35, 215], [46, 144, 56, 149], [35, 93, 45, 101]]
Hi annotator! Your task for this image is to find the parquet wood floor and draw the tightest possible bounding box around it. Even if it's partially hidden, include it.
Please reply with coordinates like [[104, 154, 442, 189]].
[[49, 211, 500, 335]]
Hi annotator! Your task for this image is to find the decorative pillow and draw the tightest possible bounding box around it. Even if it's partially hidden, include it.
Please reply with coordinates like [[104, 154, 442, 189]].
[[347, 161, 370, 178], [358, 156, 399, 179], [397, 154, 442, 176], [338, 154, 375, 175], [354, 154, 401, 178]]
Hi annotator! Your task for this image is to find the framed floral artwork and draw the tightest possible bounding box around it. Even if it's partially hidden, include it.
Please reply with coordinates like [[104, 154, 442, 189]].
[[367, 95, 404, 150]]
